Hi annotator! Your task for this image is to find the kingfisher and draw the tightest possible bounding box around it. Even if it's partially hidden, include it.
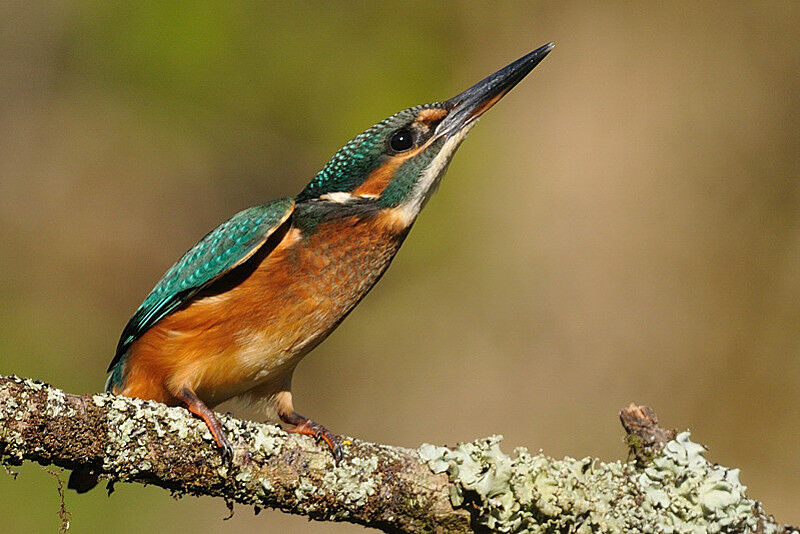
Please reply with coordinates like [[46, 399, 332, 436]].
[[69, 43, 553, 491]]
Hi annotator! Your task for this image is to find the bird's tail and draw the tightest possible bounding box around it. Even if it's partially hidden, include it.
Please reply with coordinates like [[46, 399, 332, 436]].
[[68, 467, 100, 493], [105, 363, 124, 393]]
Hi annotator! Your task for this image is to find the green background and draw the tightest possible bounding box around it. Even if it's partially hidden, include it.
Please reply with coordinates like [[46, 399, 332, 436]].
[[1, 2, 798, 532]]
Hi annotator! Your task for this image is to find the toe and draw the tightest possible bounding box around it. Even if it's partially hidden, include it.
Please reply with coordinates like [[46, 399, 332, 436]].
[[332, 443, 343, 463], [220, 440, 234, 464]]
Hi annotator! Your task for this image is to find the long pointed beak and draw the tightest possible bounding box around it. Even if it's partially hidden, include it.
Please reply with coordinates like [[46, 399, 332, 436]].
[[435, 42, 555, 139]]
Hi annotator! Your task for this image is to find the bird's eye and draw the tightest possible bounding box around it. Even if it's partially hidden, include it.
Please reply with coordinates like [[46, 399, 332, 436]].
[[389, 128, 414, 152]]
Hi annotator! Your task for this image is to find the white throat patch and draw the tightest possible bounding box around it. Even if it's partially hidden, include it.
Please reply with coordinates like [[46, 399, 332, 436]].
[[393, 122, 476, 226]]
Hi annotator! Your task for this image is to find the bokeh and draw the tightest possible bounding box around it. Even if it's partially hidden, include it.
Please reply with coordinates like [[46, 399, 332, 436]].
[[1, 2, 798, 531]]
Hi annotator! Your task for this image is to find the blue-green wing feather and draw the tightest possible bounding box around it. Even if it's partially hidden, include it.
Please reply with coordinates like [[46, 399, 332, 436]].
[[107, 198, 294, 377]]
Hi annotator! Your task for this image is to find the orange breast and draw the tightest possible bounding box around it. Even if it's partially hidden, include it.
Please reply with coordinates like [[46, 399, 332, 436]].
[[119, 210, 408, 407]]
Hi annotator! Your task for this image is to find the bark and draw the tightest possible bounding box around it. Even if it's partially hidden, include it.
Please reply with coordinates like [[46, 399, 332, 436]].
[[0, 375, 794, 533]]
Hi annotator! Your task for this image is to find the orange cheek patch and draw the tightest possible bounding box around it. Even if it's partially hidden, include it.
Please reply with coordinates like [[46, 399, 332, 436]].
[[416, 107, 447, 123], [352, 108, 450, 197], [352, 145, 425, 198], [352, 157, 404, 198], [352, 108, 448, 199]]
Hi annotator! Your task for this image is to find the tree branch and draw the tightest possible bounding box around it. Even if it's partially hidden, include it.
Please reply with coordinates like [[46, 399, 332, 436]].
[[0, 376, 793, 533]]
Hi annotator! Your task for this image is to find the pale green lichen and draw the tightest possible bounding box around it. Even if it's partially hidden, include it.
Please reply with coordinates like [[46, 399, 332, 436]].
[[44, 387, 76, 418], [3, 396, 19, 415], [250, 425, 282, 454], [101, 394, 221, 479], [96, 390, 291, 488], [7, 376, 783, 532], [103, 396, 159, 477], [0, 380, 36, 460], [295, 477, 317, 503], [321, 455, 378, 508], [235, 469, 253, 483], [635, 433, 770, 533], [420, 432, 776, 533]]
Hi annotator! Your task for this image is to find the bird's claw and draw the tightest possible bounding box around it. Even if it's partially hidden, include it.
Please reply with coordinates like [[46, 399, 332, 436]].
[[331, 442, 343, 463], [288, 418, 343, 462], [219, 438, 234, 465]]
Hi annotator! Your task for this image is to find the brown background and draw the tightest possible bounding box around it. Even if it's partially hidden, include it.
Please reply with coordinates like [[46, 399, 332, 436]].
[[1, 2, 798, 531]]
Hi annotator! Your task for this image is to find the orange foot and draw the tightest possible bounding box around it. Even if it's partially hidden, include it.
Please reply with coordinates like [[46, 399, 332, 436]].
[[178, 386, 234, 463], [282, 412, 342, 461]]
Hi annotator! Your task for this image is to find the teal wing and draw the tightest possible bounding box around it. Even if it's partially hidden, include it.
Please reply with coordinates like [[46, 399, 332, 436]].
[[107, 197, 295, 377]]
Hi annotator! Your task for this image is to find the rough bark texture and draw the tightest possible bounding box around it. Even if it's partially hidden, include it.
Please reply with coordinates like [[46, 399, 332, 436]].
[[0, 375, 794, 533]]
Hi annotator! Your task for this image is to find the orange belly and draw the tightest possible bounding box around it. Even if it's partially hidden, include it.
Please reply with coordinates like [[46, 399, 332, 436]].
[[119, 210, 407, 407]]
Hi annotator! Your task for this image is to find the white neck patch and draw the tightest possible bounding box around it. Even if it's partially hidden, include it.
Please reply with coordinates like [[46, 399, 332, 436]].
[[392, 122, 476, 226], [318, 191, 353, 204]]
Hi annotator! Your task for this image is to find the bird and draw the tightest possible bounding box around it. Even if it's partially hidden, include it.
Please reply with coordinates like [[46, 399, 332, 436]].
[[68, 43, 554, 492]]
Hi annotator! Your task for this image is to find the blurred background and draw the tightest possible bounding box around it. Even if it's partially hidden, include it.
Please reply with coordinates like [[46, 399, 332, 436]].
[[1, 2, 798, 531]]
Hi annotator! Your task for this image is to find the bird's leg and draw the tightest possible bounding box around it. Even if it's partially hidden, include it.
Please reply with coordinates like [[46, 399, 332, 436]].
[[282, 411, 343, 461], [177, 386, 234, 462], [274, 390, 342, 461]]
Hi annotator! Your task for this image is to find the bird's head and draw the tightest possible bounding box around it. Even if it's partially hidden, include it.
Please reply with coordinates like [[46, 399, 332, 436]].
[[296, 43, 554, 226]]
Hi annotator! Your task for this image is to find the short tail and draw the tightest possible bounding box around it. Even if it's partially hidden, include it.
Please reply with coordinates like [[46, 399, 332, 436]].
[[68, 467, 99, 493], [105, 363, 124, 393]]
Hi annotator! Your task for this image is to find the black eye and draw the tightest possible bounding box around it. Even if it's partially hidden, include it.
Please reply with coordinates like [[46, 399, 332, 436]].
[[389, 128, 414, 152]]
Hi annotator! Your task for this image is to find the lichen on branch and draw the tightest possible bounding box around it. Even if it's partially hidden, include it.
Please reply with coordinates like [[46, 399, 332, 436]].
[[420, 433, 773, 533], [0, 375, 793, 533]]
